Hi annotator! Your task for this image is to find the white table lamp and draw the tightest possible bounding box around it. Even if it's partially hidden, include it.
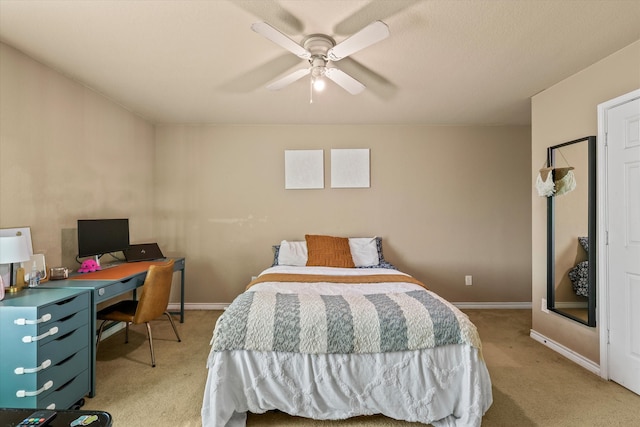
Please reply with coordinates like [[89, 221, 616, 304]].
[[0, 235, 31, 293]]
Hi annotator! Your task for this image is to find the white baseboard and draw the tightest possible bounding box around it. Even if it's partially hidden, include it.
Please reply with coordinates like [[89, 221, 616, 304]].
[[529, 329, 600, 375], [453, 302, 532, 309], [168, 302, 229, 311]]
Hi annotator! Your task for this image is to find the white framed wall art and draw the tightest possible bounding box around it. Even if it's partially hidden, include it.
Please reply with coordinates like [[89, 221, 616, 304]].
[[331, 148, 370, 188], [284, 149, 324, 189]]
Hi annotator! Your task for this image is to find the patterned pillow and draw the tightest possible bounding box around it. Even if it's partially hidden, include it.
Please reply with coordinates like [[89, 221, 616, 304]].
[[578, 236, 588, 253], [305, 234, 355, 268], [271, 245, 280, 266]]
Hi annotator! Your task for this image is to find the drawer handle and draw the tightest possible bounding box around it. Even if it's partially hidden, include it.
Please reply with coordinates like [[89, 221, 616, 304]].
[[22, 327, 59, 343], [14, 313, 52, 325], [16, 380, 53, 397], [14, 359, 52, 375]]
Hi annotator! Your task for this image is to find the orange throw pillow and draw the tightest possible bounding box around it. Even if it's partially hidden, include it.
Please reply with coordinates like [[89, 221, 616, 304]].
[[305, 234, 355, 268]]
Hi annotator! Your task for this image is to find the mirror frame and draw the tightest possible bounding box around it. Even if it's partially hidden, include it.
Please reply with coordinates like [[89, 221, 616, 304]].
[[546, 136, 596, 327]]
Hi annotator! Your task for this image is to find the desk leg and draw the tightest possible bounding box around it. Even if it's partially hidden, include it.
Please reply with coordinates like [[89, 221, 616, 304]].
[[168, 268, 185, 323], [180, 268, 185, 323]]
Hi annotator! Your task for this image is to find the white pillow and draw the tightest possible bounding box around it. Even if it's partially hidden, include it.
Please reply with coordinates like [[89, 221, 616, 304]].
[[278, 240, 308, 266], [348, 237, 379, 267]]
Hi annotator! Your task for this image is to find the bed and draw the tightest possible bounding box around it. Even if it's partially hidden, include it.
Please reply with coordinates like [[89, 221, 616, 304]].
[[202, 235, 493, 427]]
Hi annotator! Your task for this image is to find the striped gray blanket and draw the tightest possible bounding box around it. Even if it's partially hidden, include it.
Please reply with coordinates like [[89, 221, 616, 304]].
[[212, 289, 480, 354]]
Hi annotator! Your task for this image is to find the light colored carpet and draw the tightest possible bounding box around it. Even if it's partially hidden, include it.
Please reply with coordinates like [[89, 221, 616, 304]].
[[82, 310, 640, 426]]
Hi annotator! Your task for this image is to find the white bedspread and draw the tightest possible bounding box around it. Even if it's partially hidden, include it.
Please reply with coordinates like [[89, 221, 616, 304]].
[[202, 266, 492, 427]]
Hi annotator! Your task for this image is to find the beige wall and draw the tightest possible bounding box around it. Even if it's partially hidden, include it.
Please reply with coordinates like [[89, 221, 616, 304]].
[[1, 40, 532, 308], [0, 43, 155, 269], [155, 124, 532, 304], [531, 40, 640, 363]]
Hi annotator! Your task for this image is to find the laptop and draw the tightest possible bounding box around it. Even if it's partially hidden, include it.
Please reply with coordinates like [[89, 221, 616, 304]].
[[124, 243, 165, 262]]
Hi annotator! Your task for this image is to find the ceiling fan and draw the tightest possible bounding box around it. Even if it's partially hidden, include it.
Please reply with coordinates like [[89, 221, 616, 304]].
[[251, 20, 390, 98]]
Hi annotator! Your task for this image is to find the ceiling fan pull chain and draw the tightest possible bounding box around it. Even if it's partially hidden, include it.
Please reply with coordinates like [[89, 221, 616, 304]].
[[309, 77, 314, 104]]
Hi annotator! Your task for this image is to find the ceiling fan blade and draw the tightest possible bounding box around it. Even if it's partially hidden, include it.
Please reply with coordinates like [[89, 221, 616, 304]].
[[220, 54, 303, 93], [251, 22, 311, 59], [333, 1, 419, 36], [324, 68, 365, 95], [327, 20, 390, 61], [338, 57, 397, 100], [266, 68, 310, 91], [236, 1, 304, 35]]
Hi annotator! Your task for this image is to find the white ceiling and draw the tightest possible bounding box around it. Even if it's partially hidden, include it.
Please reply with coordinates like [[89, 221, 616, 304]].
[[0, 0, 638, 125]]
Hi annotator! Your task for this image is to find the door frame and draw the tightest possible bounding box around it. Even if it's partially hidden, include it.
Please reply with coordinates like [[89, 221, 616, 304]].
[[596, 88, 640, 380]]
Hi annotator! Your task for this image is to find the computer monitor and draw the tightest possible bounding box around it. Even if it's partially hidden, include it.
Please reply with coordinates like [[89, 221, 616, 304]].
[[77, 219, 130, 259]]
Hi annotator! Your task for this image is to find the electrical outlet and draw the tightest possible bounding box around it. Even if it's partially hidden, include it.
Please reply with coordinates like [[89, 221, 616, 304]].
[[465, 275, 472, 286], [541, 298, 549, 313]]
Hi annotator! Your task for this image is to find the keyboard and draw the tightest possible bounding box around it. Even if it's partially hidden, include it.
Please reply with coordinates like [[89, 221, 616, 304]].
[[99, 262, 123, 270]]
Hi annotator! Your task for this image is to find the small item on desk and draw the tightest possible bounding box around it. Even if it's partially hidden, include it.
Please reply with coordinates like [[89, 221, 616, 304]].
[[18, 409, 56, 426], [50, 267, 69, 280], [70, 414, 99, 426], [29, 263, 39, 288], [78, 259, 101, 273]]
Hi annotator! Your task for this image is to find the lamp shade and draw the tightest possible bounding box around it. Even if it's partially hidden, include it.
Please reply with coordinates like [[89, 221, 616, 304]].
[[0, 235, 31, 264]]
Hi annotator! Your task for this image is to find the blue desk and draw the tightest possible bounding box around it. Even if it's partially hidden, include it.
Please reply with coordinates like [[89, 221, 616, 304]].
[[39, 257, 185, 397]]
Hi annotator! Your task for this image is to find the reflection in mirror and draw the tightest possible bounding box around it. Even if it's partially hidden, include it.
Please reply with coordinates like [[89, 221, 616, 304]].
[[546, 136, 596, 327]]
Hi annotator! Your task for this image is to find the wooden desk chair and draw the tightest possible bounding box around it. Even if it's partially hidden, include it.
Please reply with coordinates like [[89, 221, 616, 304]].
[[96, 260, 181, 367]]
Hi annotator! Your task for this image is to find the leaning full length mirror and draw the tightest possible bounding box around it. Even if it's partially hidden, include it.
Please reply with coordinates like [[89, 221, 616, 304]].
[[547, 136, 596, 326]]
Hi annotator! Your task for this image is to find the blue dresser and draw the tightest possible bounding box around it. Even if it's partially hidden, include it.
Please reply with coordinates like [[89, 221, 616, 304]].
[[0, 288, 91, 409]]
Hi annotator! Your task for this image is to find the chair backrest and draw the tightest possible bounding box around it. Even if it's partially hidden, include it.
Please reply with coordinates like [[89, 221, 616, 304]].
[[133, 260, 175, 324]]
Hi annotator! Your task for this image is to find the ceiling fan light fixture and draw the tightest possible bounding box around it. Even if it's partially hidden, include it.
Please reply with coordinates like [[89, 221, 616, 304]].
[[312, 76, 326, 92], [311, 63, 326, 92]]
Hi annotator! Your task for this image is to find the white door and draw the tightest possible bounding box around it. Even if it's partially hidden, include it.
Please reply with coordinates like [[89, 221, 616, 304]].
[[600, 91, 640, 395]]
